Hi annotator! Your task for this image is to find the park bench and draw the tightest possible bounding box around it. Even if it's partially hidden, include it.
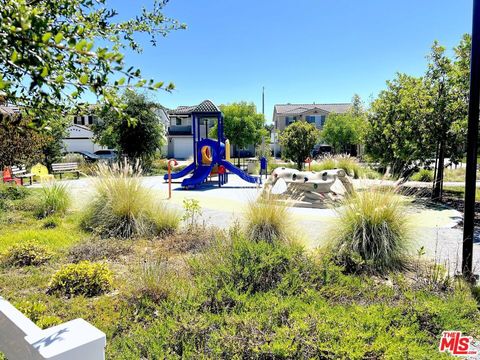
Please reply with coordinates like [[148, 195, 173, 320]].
[[52, 162, 80, 179], [11, 165, 34, 186], [0, 297, 106, 359]]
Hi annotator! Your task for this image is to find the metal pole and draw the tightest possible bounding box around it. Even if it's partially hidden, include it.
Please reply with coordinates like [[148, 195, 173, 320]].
[[462, 0, 480, 278], [262, 86, 265, 117]]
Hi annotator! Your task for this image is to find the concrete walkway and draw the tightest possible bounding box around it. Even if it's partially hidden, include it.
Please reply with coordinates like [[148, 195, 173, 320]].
[[45, 175, 480, 275]]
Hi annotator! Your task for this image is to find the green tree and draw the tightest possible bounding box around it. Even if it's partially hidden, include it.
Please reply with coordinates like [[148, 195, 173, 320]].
[[94, 90, 165, 168], [0, 113, 48, 168], [210, 102, 267, 164], [280, 121, 320, 170], [321, 96, 367, 154], [365, 73, 432, 176], [0, 0, 185, 124]]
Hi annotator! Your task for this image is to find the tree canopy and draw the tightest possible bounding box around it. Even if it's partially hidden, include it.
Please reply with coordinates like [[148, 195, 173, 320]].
[[0, 0, 185, 124], [210, 102, 267, 154], [280, 121, 320, 170], [365, 34, 470, 192], [93, 90, 165, 167], [321, 95, 367, 154]]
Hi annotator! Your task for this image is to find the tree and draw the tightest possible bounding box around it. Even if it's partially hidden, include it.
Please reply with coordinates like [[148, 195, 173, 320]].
[[210, 102, 267, 165], [321, 95, 367, 154], [280, 121, 320, 170], [0, 0, 185, 125], [425, 41, 467, 200], [365, 73, 432, 176], [93, 90, 165, 168], [0, 113, 48, 168]]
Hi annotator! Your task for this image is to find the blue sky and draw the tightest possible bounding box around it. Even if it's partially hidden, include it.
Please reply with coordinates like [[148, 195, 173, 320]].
[[114, 0, 473, 122]]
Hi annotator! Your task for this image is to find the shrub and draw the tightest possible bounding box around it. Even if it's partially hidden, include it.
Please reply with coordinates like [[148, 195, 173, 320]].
[[14, 301, 62, 329], [244, 195, 290, 243], [35, 182, 70, 218], [311, 154, 364, 178], [1, 240, 53, 267], [181, 198, 202, 229], [81, 162, 180, 238], [411, 168, 433, 182], [330, 188, 410, 274], [68, 238, 132, 263], [47, 261, 113, 297], [0, 183, 29, 200]]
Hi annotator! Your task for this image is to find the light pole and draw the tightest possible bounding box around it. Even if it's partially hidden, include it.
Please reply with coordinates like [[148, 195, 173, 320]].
[[462, 0, 480, 279]]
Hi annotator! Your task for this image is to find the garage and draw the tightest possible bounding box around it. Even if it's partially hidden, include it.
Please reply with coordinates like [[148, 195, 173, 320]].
[[172, 137, 193, 159]]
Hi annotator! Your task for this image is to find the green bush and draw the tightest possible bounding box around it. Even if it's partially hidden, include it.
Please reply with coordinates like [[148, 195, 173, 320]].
[[47, 261, 113, 297], [14, 301, 62, 329], [331, 188, 410, 274], [35, 183, 70, 218], [1, 240, 53, 267], [0, 184, 29, 200], [411, 168, 434, 182], [244, 195, 290, 243], [81, 163, 180, 238]]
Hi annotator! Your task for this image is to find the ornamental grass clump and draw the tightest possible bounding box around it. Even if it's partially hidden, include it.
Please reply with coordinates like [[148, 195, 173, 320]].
[[312, 154, 363, 178], [244, 194, 291, 243], [35, 182, 70, 218], [81, 162, 179, 238], [331, 187, 410, 274]]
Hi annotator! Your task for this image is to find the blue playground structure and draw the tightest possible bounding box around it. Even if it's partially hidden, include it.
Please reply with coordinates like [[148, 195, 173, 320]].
[[164, 100, 260, 189]]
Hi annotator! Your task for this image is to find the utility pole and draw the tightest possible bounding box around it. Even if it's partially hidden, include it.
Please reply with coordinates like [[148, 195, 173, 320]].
[[262, 86, 265, 117], [462, 0, 480, 279]]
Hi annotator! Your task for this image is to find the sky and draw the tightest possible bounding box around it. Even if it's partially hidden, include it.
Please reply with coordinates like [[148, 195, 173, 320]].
[[112, 0, 473, 123]]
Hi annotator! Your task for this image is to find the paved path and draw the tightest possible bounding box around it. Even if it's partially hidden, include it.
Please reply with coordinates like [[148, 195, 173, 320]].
[[42, 175, 480, 275]]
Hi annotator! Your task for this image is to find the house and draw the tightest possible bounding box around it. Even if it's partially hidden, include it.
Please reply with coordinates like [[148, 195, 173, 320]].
[[167, 100, 218, 159], [271, 102, 352, 156]]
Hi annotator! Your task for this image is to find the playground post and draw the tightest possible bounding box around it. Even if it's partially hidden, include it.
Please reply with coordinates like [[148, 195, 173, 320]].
[[167, 159, 178, 199]]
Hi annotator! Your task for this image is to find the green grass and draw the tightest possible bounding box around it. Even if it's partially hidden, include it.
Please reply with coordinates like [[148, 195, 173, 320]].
[[411, 168, 434, 182], [442, 186, 480, 201], [1, 178, 479, 359]]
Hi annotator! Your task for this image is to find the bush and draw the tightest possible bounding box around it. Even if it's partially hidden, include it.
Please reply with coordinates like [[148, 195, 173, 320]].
[[14, 301, 62, 329], [330, 188, 410, 274], [47, 261, 113, 297], [244, 195, 290, 243], [81, 162, 180, 238], [0, 183, 29, 200], [35, 183, 70, 218], [68, 238, 132, 263], [411, 168, 434, 182], [311, 154, 364, 178], [1, 240, 53, 267]]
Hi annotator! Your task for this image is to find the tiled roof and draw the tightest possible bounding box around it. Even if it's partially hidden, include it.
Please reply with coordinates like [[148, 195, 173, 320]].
[[274, 103, 352, 115], [169, 100, 220, 115]]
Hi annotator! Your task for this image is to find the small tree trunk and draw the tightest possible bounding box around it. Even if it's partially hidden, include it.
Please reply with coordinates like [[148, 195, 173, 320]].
[[432, 140, 445, 201]]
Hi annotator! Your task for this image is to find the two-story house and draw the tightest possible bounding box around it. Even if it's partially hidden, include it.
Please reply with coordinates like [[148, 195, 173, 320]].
[[271, 102, 352, 156]]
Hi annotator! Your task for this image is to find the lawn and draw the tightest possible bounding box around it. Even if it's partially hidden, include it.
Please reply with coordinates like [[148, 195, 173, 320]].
[[0, 183, 479, 359]]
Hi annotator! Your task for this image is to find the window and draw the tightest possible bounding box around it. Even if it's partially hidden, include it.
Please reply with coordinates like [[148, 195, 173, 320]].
[[175, 118, 182, 126], [285, 116, 297, 126], [87, 115, 93, 125], [320, 115, 326, 127], [306, 115, 316, 124]]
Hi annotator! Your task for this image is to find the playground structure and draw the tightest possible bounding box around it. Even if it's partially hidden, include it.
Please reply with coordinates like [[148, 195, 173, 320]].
[[265, 167, 354, 208], [164, 100, 260, 189]]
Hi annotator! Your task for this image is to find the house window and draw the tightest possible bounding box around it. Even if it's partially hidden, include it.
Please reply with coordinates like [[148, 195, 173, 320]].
[[175, 118, 182, 126], [87, 115, 93, 125], [285, 116, 296, 126], [320, 115, 326, 127], [306, 116, 316, 124]]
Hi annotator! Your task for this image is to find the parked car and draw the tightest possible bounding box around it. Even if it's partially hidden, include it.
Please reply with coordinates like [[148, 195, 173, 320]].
[[94, 149, 118, 161], [64, 151, 100, 163], [311, 144, 332, 159]]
